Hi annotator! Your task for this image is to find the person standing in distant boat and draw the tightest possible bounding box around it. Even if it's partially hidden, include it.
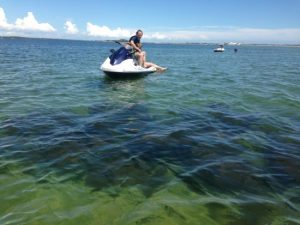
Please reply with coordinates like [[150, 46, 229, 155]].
[[128, 29, 167, 72]]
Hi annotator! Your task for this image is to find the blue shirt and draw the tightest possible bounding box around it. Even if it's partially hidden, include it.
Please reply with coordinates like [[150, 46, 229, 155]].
[[129, 35, 140, 45]]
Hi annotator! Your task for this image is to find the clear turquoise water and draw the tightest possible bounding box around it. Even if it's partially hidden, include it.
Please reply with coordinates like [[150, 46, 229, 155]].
[[0, 38, 299, 225]]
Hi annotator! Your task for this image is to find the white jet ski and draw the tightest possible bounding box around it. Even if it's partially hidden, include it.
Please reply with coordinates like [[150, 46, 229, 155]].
[[100, 44, 156, 78]]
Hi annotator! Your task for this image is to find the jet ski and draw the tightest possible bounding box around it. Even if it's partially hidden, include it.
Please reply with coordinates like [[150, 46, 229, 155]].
[[100, 43, 156, 78]]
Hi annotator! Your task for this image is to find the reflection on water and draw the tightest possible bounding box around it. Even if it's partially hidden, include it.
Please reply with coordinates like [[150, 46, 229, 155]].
[[101, 78, 147, 105]]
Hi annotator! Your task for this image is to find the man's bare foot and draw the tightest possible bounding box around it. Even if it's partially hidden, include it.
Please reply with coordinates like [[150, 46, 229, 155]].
[[157, 67, 167, 73]]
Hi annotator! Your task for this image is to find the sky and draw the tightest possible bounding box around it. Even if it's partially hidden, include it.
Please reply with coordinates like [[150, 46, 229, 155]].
[[1, 0, 300, 44]]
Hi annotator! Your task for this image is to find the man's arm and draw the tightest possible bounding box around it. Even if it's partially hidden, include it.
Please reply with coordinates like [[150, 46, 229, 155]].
[[130, 40, 141, 52]]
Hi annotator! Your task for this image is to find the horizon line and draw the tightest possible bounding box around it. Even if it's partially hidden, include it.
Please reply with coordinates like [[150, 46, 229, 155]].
[[1, 35, 300, 47]]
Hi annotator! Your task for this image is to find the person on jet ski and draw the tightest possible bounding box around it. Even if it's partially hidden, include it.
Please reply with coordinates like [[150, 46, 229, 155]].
[[129, 29, 146, 66], [128, 29, 167, 72]]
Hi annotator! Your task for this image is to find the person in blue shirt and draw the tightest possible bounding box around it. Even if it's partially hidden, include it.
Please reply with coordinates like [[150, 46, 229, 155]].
[[129, 29, 146, 66], [129, 29, 167, 72]]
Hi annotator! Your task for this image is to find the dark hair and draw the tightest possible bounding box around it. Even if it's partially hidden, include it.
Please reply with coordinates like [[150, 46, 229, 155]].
[[136, 29, 143, 34]]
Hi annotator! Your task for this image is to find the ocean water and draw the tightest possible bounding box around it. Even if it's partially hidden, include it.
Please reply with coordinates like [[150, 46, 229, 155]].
[[0, 37, 299, 225]]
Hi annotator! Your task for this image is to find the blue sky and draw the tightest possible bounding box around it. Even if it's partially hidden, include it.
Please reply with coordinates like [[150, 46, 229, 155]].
[[1, 0, 300, 43]]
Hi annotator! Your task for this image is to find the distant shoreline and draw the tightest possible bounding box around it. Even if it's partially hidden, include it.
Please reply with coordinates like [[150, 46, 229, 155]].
[[1, 36, 299, 47]]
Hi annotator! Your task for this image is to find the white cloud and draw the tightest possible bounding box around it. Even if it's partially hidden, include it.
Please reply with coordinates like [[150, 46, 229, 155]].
[[85, 24, 170, 41], [64, 20, 79, 34], [140, 27, 300, 44], [0, 7, 55, 32], [1, 6, 299, 44], [144, 32, 167, 40], [232, 28, 300, 43], [15, 12, 55, 32], [86, 22, 131, 38], [199, 28, 300, 44], [0, 7, 13, 29], [167, 31, 208, 41], [84, 24, 300, 43]]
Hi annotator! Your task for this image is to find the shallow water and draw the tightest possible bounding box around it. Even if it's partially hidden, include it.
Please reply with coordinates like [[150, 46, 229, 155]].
[[0, 38, 300, 225]]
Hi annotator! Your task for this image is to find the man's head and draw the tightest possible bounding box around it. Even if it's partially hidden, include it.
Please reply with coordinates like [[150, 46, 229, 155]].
[[136, 30, 143, 38]]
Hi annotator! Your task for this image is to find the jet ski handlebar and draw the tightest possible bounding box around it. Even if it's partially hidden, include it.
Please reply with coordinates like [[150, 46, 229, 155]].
[[113, 41, 138, 55], [115, 41, 129, 46]]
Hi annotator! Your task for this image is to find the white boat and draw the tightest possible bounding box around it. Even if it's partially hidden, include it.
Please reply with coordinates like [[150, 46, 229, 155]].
[[100, 44, 156, 78], [225, 42, 241, 46], [214, 45, 225, 52]]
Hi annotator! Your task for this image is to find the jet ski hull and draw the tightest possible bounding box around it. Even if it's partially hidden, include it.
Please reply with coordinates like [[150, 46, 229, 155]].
[[103, 70, 155, 79], [100, 56, 156, 79]]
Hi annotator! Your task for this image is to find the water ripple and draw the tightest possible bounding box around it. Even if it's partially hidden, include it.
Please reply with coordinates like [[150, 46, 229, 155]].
[[1, 39, 300, 224]]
